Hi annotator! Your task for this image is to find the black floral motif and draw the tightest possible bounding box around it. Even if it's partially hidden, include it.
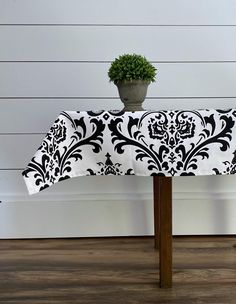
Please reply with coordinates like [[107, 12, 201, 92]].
[[51, 119, 67, 143], [22, 109, 236, 194], [87, 153, 134, 175], [109, 116, 169, 173], [148, 111, 196, 148], [22, 154, 51, 192], [108, 110, 235, 176], [22, 112, 106, 192], [213, 149, 236, 175]]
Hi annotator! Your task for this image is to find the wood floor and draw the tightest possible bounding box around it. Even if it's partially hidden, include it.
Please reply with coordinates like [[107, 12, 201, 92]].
[[0, 236, 235, 304]]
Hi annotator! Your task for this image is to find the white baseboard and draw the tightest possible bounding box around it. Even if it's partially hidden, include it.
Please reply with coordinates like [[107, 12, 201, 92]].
[[0, 190, 236, 238]]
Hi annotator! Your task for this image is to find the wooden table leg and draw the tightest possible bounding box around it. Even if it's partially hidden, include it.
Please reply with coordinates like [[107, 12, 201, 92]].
[[153, 176, 173, 288], [153, 176, 161, 249]]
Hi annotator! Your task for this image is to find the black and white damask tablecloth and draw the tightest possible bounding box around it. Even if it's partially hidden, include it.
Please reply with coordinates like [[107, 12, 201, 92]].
[[22, 109, 236, 195]]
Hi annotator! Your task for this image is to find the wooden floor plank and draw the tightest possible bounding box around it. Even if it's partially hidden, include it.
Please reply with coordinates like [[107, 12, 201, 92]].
[[0, 236, 235, 303]]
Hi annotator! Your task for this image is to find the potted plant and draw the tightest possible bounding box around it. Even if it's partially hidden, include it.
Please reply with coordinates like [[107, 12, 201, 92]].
[[108, 53, 157, 111]]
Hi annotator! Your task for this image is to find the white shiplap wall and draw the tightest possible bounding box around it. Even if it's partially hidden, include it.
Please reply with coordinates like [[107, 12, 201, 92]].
[[1, 0, 236, 238]]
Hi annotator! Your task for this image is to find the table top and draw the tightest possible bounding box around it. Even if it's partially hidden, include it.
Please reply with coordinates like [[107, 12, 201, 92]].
[[22, 109, 236, 194]]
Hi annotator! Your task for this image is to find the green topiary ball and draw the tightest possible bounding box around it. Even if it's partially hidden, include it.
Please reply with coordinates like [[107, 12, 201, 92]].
[[108, 54, 157, 84]]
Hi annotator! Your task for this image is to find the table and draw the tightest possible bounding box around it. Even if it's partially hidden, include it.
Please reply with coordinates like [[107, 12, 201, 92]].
[[22, 109, 236, 287]]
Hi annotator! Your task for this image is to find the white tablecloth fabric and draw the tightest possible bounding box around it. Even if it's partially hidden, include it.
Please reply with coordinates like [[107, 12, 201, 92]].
[[22, 109, 236, 194]]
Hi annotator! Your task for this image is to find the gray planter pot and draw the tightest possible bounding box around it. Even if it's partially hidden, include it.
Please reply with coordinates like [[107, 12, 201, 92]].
[[116, 80, 150, 111]]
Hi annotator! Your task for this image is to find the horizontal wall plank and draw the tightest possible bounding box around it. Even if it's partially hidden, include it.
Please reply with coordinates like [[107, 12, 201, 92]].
[[1, 98, 236, 133], [1, 63, 236, 97], [0, 134, 44, 169], [2, 27, 236, 61], [1, 0, 236, 25], [0, 99, 123, 133]]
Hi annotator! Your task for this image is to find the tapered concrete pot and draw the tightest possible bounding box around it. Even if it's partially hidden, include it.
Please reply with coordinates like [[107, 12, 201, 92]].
[[116, 80, 150, 111]]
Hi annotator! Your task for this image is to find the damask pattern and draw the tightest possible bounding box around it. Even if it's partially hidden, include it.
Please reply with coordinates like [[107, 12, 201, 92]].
[[22, 109, 236, 194]]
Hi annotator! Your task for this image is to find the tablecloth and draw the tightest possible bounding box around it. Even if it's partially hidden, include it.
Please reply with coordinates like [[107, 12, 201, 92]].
[[22, 109, 236, 194]]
